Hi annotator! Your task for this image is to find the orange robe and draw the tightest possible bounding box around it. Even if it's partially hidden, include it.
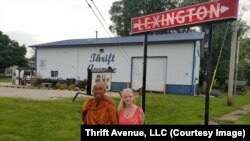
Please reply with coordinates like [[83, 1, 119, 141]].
[[81, 95, 118, 125]]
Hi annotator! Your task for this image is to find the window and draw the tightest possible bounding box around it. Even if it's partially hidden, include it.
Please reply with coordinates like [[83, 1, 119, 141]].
[[51, 70, 58, 78]]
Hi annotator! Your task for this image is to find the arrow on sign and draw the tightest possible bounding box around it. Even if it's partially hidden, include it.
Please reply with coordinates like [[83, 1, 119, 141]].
[[220, 6, 229, 13]]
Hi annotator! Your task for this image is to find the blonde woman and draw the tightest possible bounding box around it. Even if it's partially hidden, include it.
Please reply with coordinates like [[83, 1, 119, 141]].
[[117, 88, 145, 125]]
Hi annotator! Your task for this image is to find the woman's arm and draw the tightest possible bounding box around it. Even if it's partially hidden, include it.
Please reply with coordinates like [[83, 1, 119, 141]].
[[139, 107, 145, 125]]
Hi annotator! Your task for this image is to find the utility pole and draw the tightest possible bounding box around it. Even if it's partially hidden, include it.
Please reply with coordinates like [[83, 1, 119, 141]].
[[233, 36, 240, 106], [227, 21, 238, 106]]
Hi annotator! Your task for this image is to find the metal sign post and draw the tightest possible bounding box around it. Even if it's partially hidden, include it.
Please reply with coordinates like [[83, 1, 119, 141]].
[[142, 33, 148, 113], [72, 68, 113, 101], [131, 0, 239, 124], [204, 24, 213, 125]]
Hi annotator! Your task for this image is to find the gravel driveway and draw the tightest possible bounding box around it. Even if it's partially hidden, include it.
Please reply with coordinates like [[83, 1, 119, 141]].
[[0, 86, 120, 100], [0, 87, 88, 100]]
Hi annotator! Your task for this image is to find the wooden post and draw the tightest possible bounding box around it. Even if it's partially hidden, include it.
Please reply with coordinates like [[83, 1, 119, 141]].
[[228, 21, 237, 106]]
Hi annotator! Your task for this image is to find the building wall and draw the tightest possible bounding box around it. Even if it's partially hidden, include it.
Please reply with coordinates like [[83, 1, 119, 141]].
[[3, 65, 18, 76], [36, 42, 199, 94], [37, 48, 78, 79], [131, 57, 167, 92]]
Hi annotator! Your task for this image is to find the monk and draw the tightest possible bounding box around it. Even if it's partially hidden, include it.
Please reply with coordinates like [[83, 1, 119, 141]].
[[81, 82, 117, 125]]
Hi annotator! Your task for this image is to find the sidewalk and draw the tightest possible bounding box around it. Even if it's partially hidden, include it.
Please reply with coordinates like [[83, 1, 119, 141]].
[[209, 104, 250, 125]]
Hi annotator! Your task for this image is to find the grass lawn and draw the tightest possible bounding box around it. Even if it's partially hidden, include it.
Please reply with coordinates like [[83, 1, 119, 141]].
[[0, 76, 11, 83], [235, 113, 250, 124], [144, 92, 250, 124], [0, 90, 250, 141], [0, 98, 82, 141]]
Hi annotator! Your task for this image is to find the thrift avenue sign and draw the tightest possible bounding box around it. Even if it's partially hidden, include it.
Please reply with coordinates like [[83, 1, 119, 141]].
[[131, 0, 239, 34]]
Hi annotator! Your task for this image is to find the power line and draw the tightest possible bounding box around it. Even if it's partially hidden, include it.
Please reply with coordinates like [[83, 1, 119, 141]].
[[90, 0, 110, 28], [85, 0, 112, 37], [85, 0, 143, 82], [209, 22, 229, 93], [85, 0, 162, 107]]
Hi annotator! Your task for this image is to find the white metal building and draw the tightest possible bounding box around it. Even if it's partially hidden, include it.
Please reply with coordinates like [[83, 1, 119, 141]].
[[30, 32, 204, 95]]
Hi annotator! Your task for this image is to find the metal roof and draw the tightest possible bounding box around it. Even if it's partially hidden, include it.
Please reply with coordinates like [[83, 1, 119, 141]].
[[30, 32, 205, 48]]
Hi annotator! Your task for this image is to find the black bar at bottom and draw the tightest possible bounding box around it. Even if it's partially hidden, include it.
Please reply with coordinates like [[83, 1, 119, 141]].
[[81, 125, 250, 141]]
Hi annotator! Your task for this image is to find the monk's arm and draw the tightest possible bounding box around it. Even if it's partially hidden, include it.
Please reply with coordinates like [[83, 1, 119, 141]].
[[108, 104, 118, 124]]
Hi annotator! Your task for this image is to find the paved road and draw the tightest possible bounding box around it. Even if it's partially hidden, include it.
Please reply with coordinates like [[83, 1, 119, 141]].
[[0, 86, 120, 100]]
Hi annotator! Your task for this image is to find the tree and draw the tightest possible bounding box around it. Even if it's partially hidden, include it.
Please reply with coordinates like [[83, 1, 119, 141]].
[[109, 0, 250, 87], [179, 0, 207, 6], [239, 37, 250, 85], [208, 18, 249, 87], [109, 0, 179, 36], [179, 0, 250, 87], [0, 31, 28, 73]]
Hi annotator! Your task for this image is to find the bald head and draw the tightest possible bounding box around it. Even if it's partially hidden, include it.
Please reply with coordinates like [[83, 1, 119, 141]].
[[94, 82, 106, 90], [92, 82, 106, 102]]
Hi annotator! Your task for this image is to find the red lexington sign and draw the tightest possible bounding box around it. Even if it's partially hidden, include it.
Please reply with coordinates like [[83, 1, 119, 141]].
[[131, 0, 239, 34]]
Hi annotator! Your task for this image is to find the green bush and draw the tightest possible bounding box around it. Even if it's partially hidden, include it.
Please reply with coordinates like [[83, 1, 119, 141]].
[[77, 79, 87, 90], [68, 84, 76, 91], [59, 83, 68, 90], [31, 77, 42, 86]]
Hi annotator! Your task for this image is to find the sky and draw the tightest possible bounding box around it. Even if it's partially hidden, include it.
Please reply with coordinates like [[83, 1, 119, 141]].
[[0, 0, 250, 58]]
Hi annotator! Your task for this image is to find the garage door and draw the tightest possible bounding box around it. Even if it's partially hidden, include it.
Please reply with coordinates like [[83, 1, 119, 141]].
[[131, 57, 167, 92]]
